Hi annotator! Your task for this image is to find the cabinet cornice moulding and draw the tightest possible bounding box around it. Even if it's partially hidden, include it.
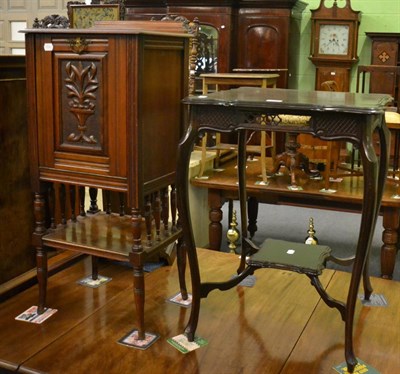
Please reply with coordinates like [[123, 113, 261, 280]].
[[125, 0, 301, 9]]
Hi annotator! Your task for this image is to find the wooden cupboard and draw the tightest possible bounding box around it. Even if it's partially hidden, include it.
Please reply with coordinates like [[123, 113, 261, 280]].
[[23, 23, 189, 339], [125, 0, 306, 88]]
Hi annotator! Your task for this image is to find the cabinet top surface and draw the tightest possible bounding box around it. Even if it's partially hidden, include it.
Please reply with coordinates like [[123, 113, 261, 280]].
[[184, 87, 392, 114], [22, 27, 189, 38], [366, 32, 400, 39]]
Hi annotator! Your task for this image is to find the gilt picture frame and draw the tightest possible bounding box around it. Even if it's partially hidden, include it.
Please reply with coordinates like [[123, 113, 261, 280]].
[[68, 4, 120, 29]]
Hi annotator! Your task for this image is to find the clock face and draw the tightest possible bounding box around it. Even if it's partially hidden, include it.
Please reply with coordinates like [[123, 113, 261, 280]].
[[318, 24, 350, 55]]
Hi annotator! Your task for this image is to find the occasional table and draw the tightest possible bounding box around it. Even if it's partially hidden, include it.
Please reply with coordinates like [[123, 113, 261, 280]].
[[177, 87, 391, 372]]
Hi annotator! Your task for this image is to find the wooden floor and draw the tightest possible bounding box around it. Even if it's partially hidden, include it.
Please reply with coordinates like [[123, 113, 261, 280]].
[[0, 249, 399, 374]]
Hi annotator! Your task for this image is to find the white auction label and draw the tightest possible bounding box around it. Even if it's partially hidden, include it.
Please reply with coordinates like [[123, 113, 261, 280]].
[[44, 43, 53, 51]]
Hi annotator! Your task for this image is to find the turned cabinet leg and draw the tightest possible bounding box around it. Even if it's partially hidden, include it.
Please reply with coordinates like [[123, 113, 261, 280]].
[[69, 185, 77, 222], [153, 191, 161, 241], [118, 192, 125, 216], [131, 252, 145, 340], [381, 207, 399, 279], [161, 187, 169, 232], [91, 256, 99, 281], [144, 196, 152, 245], [88, 187, 99, 214], [103, 190, 111, 214], [47, 184, 56, 229], [130, 208, 145, 340], [36, 248, 48, 314], [79, 186, 86, 216], [59, 183, 67, 225], [33, 191, 48, 314]]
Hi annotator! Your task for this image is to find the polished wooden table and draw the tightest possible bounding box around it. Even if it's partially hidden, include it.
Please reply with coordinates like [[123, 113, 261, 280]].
[[200, 72, 279, 92], [232, 67, 288, 86], [191, 158, 400, 279], [385, 111, 400, 178], [177, 87, 391, 373]]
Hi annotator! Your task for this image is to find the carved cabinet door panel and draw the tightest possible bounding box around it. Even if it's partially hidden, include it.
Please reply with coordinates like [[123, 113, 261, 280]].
[[31, 35, 128, 190]]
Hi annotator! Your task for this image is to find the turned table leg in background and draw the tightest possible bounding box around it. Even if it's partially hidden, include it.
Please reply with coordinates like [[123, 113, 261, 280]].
[[381, 206, 399, 279], [208, 189, 226, 250]]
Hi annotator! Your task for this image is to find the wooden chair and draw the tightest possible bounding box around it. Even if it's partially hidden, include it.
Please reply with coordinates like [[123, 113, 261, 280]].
[[197, 73, 279, 182], [355, 65, 400, 175], [296, 80, 344, 190], [385, 110, 400, 179], [356, 65, 400, 108]]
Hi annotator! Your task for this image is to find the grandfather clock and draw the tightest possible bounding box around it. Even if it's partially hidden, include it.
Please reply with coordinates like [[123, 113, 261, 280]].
[[309, 0, 360, 92]]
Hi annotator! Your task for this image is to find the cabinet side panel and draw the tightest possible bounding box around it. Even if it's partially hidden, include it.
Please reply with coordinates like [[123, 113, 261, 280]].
[[139, 37, 188, 191]]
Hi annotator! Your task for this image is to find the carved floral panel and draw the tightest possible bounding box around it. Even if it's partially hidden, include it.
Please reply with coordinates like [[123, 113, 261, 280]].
[[58, 55, 105, 153]]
